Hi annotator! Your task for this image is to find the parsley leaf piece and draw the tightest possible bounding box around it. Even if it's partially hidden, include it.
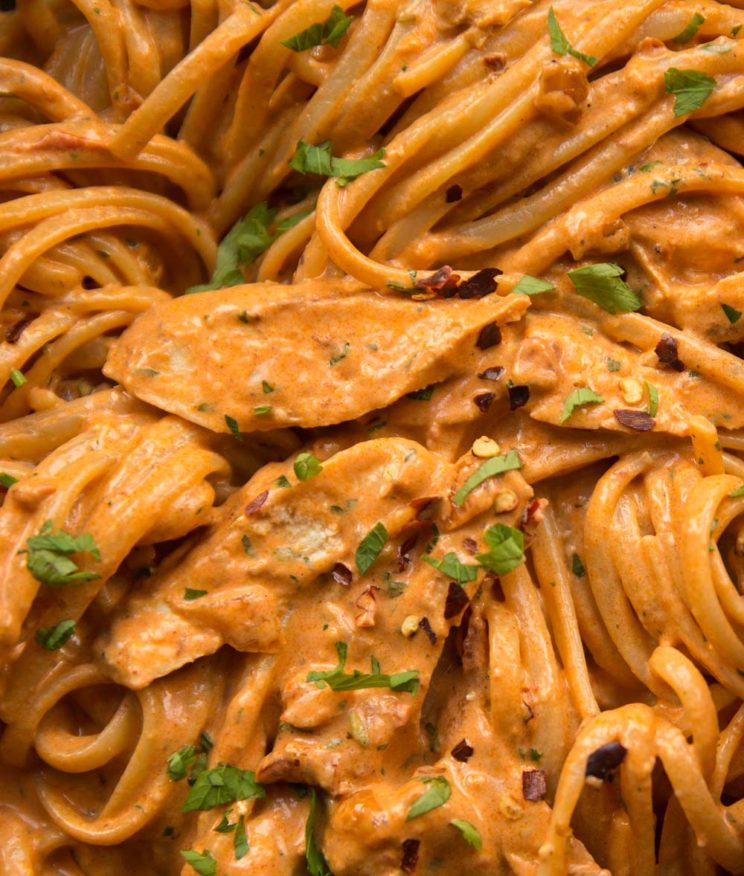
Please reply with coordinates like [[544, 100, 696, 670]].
[[567, 263, 642, 314], [423, 552, 479, 584], [213, 810, 236, 832], [241, 534, 253, 554], [450, 819, 483, 851], [234, 814, 249, 860], [571, 552, 586, 578], [182, 765, 265, 813], [262, 380, 274, 393], [200, 731, 214, 752], [452, 449, 522, 506], [186, 202, 277, 292], [184, 588, 207, 601], [290, 140, 386, 186], [282, 4, 353, 51], [329, 342, 350, 366], [254, 404, 272, 415], [276, 208, 314, 234], [559, 387, 604, 424], [476, 524, 525, 576], [307, 642, 420, 694], [512, 274, 554, 296], [305, 788, 332, 876], [406, 776, 451, 821], [35, 619, 75, 650], [730, 486, 744, 498], [722, 303, 742, 324], [10, 368, 26, 387], [672, 12, 704, 43], [167, 745, 197, 781], [407, 385, 435, 400], [664, 67, 715, 117], [646, 381, 659, 417], [607, 357, 621, 372], [547, 7, 597, 66], [275, 475, 292, 488], [294, 452, 323, 481], [25, 521, 100, 587], [224, 414, 242, 441], [0, 472, 17, 488], [180, 849, 216, 876], [355, 522, 388, 574]]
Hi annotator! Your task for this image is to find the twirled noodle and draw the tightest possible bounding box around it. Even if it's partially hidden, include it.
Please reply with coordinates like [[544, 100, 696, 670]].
[[0, 0, 744, 874]]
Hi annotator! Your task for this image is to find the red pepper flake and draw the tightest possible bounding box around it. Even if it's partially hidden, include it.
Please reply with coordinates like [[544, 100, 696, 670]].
[[654, 333, 684, 372], [444, 582, 469, 619], [445, 184, 463, 203], [416, 265, 460, 291], [508, 384, 530, 410], [331, 562, 352, 586], [462, 537, 477, 555], [5, 315, 37, 344], [522, 769, 547, 801], [401, 839, 420, 873], [585, 741, 626, 782], [458, 268, 502, 299], [450, 738, 474, 762], [398, 534, 418, 572], [419, 616, 437, 644], [476, 323, 502, 350], [614, 409, 655, 431], [478, 366, 504, 381], [244, 491, 268, 515], [473, 392, 495, 412]]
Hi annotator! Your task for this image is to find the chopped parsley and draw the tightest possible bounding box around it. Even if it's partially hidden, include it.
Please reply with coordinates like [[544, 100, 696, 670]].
[[254, 404, 272, 415], [559, 387, 604, 424], [9, 368, 26, 388], [305, 788, 332, 876], [0, 472, 17, 488], [275, 475, 292, 488], [294, 452, 323, 481], [182, 765, 265, 812], [180, 849, 216, 876], [184, 588, 207, 600], [262, 380, 275, 393], [452, 449, 522, 506], [567, 263, 642, 313], [646, 381, 659, 417], [224, 415, 242, 440], [307, 641, 420, 693], [607, 357, 622, 372], [722, 303, 742, 324], [571, 552, 586, 578], [35, 619, 75, 650], [282, 4, 353, 51], [512, 274, 554, 296], [730, 486, 744, 498], [423, 552, 479, 584], [476, 524, 525, 576], [671, 12, 704, 42], [234, 814, 249, 859], [406, 776, 451, 820], [355, 522, 388, 574], [407, 385, 435, 400], [329, 342, 350, 365], [450, 819, 482, 851], [547, 7, 597, 66], [290, 140, 386, 187], [664, 67, 716, 117], [25, 521, 100, 587]]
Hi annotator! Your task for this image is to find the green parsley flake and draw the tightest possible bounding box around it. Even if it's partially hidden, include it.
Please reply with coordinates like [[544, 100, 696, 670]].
[[181, 765, 265, 812], [452, 449, 522, 506], [329, 342, 350, 365], [262, 380, 275, 393], [35, 619, 75, 650], [567, 263, 642, 314], [180, 849, 216, 876], [290, 140, 386, 187], [294, 452, 323, 481], [307, 641, 420, 693], [730, 486, 744, 498], [0, 472, 17, 488], [184, 588, 208, 600], [282, 4, 353, 51], [9, 368, 26, 388], [722, 303, 742, 324], [423, 552, 479, 584], [559, 387, 604, 424], [254, 404, 272, 415], [450, 819, 483, 851], [671, 12, 704, 42], [234, 814, 249, 859], [355, 522, 388, 574], [25, 521, 100, 587], [406, 776, 451, 821], [571, 552, 586, 578], [275, 475, 292, 488], [512, 274, 554, 296], [305, 788, 332, 876], [646, 382, 659, 417], [225, 415, 242, 441], [547, 7, 597, 66], [607, 357, 622, 372], [664, 67, 716, 117], [476, 524, 525, 576]]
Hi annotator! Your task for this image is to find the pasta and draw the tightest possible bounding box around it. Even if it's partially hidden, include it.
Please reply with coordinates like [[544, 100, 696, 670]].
[[1, 0, 744, 873]]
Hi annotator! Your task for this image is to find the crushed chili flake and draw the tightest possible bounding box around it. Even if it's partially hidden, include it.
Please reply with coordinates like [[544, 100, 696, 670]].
[[586, 741, 626, 782], [451, 738, 474, 762], [445, 184, 463, 203], [401, 839, 420, 873], [476, 323, 502, 350], [462, 537, 477, 555], [419, 616, 437, 644], [654, 333, 684, 371], [478, 366, 505, 381], [508, 384, 530, 410], [522, 769, 547, 801], [5, 315, 37, 344], [458, 268, 502, 299], [244, 490, 269, 515], [444, 582, 469, 619], [398, 534, 418, 572], [614, 409, 655, 431], [473, 392, 495, 412], [331, 562, 352, 586]]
